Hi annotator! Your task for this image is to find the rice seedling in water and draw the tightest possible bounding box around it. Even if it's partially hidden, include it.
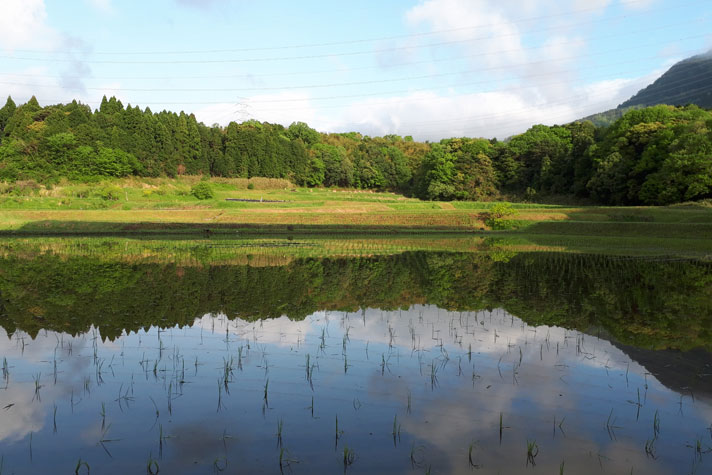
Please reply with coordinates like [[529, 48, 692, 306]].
[[605, 409, 621, 440], [216, 380, 225, 412], [406, 391, 412, 415], [627, 387, 643, 421], [263, 378, 269, 407], [499, 412, 510, 443], [526, 439, 539, 467], [219, 429, 234, 450], [167, 382, 173, 414], [342, 446, 355, 471], [392, 414, 401, 445], [276, 418, 283, 447], [307, 396, 314, 417], [115, 383, 135, 411], [100, 402, 107, 430], [645, 437, 657, 459], [278, 447, 286, 470], [430, 360, 439, 389], [335, 414, 343, 445], [559, 460, 565, 475], [653, 409, 660, 438], [237, 346, 244, 371], [278, 447, 293, 473], [1, 357, 8, 383], [410, 443, 425, 468], [32, 373, 42, 401], [319, 328, 326, 351], [74, 458, 90, 474], [518, 346, 523, 366], [468, 441, 480, 468], [146, 457, 160, 475], [158, 423, 173, 458], [305, 353, 311, 381], [99, 423, 120, 458], [687, 438, 712, 461], [222, 356, 234, 390], [213, 457, 227, 472]]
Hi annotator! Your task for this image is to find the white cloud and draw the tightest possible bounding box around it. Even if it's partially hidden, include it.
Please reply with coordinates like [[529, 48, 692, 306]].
[[282, 0, 652, 140], [193, 91, 318, 127], [0, 0, 60, 52], [406, 0, 526, 69], [191, 62, 659, 140], [85, 0, 114, 14], [0, 68, 102, 107], [0, 384, 46, 442], [175, 0, 228, 10], [574, 0, 614, 10], [316, 72, 651, 140], [0, 1, 94, 97], [622, 0, 658, 10]]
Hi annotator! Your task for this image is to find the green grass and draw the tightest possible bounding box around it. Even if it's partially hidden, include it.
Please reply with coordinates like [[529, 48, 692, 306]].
[[1, 177, 711, 246], [518, 221, 712, 239], [451, 201, 568, 210]]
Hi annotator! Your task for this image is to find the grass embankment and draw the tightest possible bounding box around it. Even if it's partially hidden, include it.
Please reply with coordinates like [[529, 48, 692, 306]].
[[0, 177, 711, 244]]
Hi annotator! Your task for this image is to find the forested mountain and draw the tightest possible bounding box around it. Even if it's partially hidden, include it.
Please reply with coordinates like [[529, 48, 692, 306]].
[[619, 51, 712, 109], [0, 94, 711, 205], [582, 52, 712, 128]]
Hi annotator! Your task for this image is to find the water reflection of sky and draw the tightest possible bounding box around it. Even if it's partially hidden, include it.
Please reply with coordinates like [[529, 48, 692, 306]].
[[0, 306, 710, 474]]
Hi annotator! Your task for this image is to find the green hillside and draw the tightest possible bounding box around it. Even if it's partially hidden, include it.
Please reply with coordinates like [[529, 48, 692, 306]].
[[619, 51, 712, 109]]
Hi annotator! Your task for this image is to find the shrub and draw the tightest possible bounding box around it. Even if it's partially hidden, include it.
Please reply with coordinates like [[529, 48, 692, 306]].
[[484, 202, 517, 230], [93, 185, 123, 201], [247, 182, 255, 190], [2, 180, 42, 196], [71, 186, 91, 198], [191, 182, 214, 200]]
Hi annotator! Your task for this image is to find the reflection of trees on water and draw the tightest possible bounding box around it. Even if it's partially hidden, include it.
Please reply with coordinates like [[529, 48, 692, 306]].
[[0, 251, 710, 352]]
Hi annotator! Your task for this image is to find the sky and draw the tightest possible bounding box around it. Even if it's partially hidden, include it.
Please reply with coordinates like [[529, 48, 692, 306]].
[[0, 0, 710, 140]]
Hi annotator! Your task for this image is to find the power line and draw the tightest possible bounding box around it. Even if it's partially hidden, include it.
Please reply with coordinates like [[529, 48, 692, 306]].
[[16, 57, 700, 112], [5, 0, 690, 56], [331, 73, 710, 133], [1, 13, 703, 65], [24, 55, 712, 127], [1, 36, 705, 93], [10, 52, 712, 139]]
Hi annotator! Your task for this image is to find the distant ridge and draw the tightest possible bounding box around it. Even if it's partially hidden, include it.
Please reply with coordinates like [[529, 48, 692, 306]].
[[619, 51, 712, 109], [581, 51, 712, 126]]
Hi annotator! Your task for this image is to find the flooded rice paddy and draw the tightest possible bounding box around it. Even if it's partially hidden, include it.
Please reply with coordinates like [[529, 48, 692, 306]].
[[0, 237, 710, 474]]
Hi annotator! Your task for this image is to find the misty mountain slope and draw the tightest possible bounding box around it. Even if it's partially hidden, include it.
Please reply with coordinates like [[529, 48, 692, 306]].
[[619, 51, 712, 109]]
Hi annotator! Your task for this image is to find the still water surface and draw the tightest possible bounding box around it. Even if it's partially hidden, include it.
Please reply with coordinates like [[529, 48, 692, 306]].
[[0, 241, 710, 474]]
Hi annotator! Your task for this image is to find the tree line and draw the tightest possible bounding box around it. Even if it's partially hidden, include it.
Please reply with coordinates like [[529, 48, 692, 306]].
[[0, 95, 710, 205]]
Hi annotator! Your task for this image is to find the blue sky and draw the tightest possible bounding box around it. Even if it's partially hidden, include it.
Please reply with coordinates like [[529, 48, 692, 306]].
[[0, 0, 710, 139]]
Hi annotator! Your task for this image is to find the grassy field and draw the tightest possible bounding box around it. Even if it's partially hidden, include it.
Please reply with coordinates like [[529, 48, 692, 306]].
[[0, 177, 711, 243]]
